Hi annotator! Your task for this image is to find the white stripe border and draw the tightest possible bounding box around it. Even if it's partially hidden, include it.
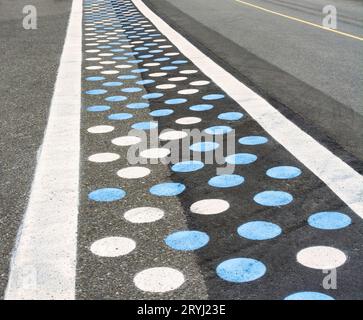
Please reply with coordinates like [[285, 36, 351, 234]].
[[5, 0, 82, 300]]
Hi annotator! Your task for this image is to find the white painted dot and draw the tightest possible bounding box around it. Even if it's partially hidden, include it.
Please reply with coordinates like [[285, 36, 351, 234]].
[[140, 148, 170, 159], [175, 117, 202, 125], [153, 39, 167, 42], [86, 49, 100, 53], [87, 125, 114, 134], [144, 62, 160, 67], [98, 53, 114, 57], [101, 70, 119, 75], [116, 64, 132, 69], [86, 65, 103, 70], [149, 72, 167, 77], [178, 89, 199, 95], [190, 199, 230, 215], [164, 52, 179, 56], [117, 166, 151, 179], [134, 267, 185, 293], [156, 84, 176, 90], [121, 44, 134, 48], [159, 130, 188, 141], [190, 80, 210, 86], [297, 246, 347, 270], [124, 207, 164, 223], [88, 152, 120, 163], [99, 60, 116, 65], [168, 77, 187, 82], [86, 57, 102, 61], [159, 45, 172, 49], [112, 136, 142, 146], [180, 69, 198, 74], [90, 237, 136, 257]]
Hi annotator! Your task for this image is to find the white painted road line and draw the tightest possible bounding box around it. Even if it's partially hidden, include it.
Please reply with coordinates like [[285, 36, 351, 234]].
[[132, 0, 363, 219], [5, 0, 82, 300]]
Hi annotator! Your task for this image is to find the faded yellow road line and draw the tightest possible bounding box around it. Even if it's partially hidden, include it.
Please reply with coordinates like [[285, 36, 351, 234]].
[[234, 0, 363, 41]]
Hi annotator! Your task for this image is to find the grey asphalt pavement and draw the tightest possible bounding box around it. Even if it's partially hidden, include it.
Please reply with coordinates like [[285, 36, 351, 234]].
[[0, 0, 72, 298], [0, 0, 362, 301], [146, 0, 363, 169]]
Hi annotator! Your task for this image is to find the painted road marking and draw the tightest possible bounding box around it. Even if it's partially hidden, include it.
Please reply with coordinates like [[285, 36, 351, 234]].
[[5, 0, 82, 300], [4, 0, 362, 300], [133, 0, 363, 219], [234, 0, 363, 41]]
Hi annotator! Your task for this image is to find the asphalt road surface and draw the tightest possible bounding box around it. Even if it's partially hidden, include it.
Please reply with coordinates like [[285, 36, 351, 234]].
[[146, 0, 363, 168], [1, 0, 362, 300]]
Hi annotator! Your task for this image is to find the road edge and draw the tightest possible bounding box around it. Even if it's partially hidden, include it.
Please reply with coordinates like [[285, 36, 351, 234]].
[[5, 0, 82, 300]]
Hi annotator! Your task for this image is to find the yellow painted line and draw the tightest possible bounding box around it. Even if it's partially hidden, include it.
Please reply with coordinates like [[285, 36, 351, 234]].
[[234, 0, 363, 41]]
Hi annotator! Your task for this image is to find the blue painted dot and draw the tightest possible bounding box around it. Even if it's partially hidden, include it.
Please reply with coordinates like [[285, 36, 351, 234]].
[[139, 54, 154, 58], [165, 231, 209, 251], [254, 191, 293, 206], [161, 66, 178, 71], [189, 104, 214, 112], [216, 258, 266, 283], [105, 95, 128, 102], [86, 105, 110, 112], [308, 211, 351, 230], [218, 112, 243, 121], [121, 87, 142, 93], [150, 182, 186, 196], [171, 60, 188, 64], [266, 166, 301, 179], [127, 102, 149, 109], [128, 59, 143, 64], [85, 89, 107, 95], [132, 121, 158, 130], [237, 221, 282, 240], [88, 188, 126, 202], [190, 142, 219, 152], [102, 81, 123, 87], [137, 79, 155, 86], [284, 292, 334, 300], [108, 113, 133, 120], [225, 153, 257, 165], [202, 94, 225, 100], [86, 76, 105, 81], [111, 49, 125, 52], [172, 160, 204, 173], [118, 75, 137, 80], [112, 56, 128, 60], [239, 136, 268, 145], [132, 68, 149, 73], [204, 126, 233, 135], [165, 98, 187, 105], [142, 92, 164, 99], [208, 174, 244, 188], [149, 109, 174, 117], [135, 47, 148, 51], [155, 57, 169, 62]]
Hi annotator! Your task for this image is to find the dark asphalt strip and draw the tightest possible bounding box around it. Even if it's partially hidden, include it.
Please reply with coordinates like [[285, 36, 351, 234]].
[[145, 0, 363, 174], [76, 0, 363, 299], [0, 0, 72, 298]]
